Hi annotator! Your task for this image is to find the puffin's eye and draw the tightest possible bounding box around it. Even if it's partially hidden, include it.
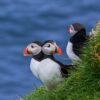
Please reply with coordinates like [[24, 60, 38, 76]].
[[31, 45, 34, 48], [48, 44, 51, 47]]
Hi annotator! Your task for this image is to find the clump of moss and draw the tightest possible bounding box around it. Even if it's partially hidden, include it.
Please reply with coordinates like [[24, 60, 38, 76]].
[[24, 22, 100, 100]]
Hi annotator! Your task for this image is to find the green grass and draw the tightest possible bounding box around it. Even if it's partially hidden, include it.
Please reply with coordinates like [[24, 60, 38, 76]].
[[24, 22, 100, 100]]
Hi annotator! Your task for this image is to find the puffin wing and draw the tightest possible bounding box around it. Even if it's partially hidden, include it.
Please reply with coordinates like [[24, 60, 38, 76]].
[[54, 60, 76, 77]]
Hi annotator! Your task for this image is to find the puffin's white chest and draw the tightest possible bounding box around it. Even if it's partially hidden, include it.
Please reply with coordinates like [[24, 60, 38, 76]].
[[30, 58, 40, 78], [38, 58, 62, 87], [66, 41, 80, 61]]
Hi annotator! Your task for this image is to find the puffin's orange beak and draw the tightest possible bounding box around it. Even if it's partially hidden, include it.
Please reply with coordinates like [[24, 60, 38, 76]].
[[55, 47, 62, 55], [24, 48, 33, 56], [24, 48, 28, 56]]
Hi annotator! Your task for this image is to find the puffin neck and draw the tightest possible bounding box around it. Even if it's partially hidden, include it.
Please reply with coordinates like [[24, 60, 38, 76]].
[[32, 52, 44, 61]]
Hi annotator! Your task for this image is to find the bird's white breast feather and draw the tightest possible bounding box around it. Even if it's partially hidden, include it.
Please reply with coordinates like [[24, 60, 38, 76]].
[[38, 58, 62, 85], [30, 58, 40, 78], [66, 41, 81, 61]]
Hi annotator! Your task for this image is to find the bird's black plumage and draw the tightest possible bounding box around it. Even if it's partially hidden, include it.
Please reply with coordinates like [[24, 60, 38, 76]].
[[32, 41, 42, 46], [32, 52, 44, 61]]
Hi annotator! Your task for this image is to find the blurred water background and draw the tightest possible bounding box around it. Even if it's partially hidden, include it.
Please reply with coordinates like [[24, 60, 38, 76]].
[[0, 0, 100, 100]]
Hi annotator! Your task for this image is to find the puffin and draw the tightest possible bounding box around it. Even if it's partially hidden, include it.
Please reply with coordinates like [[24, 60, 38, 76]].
[[66, 23, 87, 61], [24, 41, 44, 79], [42, 40, 71, 77], [37, 40, 69, 90]]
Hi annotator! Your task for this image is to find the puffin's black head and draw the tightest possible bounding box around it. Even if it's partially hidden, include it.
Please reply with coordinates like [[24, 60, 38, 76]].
[[24, 41, 42, 57], [68, 23, 86, 36], [42, 40, 62, 55]]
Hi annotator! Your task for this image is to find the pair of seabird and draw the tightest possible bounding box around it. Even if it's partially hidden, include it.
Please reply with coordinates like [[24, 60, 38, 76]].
[[24, 23, 90, 90], [24, 40, 69, 90]]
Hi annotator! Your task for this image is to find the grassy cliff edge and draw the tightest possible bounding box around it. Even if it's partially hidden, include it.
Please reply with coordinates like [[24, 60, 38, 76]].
[[24, 22, 100, 100]]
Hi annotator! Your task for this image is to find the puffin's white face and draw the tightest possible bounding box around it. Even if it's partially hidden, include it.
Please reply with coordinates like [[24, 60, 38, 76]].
[[42, 41, 62, 55], [24, 43, 42, 56], [68, 25, 77, 36]]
